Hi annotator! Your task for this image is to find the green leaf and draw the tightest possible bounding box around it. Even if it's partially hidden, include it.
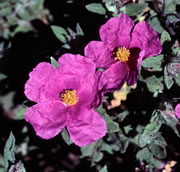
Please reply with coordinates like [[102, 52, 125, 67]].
[[76, 23, 84, 36], [172, 47, 180, 56], [50, 56, 58, 68], [136, 147, 152, 163], [148, 144, 167, 159], [161, 31, 171, 45], [136, 147, 163, 170], [149, 15, 164, 34], [3, 132, 16, 170], [141, 55, 164, 72], [85, 3, 106, 15], [0, 2, 12, 16], [160, 110, 180, 137], [164, 66, 174, 89], [124, 125, 133, 135], [116, 110, 129, 122], [12, 104, 27, 120], [61, 128, 73, 145], [96, 106, 120, 133], [118, 133, 129, 153], [0, 73, 7, 81], [101, 143, 113, 154], [99, 165, 108, 172], [125, 2, 147, 16], [11, 22, 33, 37], [144, 75, 164, 96], [138, 111, 163, 147], [81, 139, 104, 162], [51, 25, 68, 43]]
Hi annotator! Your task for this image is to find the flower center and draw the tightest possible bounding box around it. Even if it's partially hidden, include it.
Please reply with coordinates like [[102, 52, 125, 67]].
[[113, 47, 130, 63], [61, 89, 78, 106]]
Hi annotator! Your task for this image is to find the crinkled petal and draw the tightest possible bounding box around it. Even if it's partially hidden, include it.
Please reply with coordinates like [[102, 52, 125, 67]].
[[130, 21, 162, 58], [25, 101, 67, 139], [42, 71, 80, 102], [24, 63, 55, 103], [84, 41, 115, 68], [100, 14, 134, 50], [66, 107, 107, 147], [58, 53, 96, 78], [99, 62, 128, 93], [175, 104, 180, 119]]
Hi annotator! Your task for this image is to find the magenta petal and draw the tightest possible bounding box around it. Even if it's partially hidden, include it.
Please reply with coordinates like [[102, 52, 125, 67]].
[[58, 53, 96, 78], [175, 104, 180, 119], [84, 41, 115, 68], [24, 62, 55, 103], [100, 14, 134, 50], [43, 71, 81, 102], [25, 101, 67, 139], [67, 108, 107, 147], [99, 62, 128, 92], [130, 21, 162, 58]]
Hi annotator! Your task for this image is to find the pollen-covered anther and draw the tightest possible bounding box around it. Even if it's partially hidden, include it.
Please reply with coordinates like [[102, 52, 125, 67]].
[[113, 47, 130, 63], [61, 90, 78, 106]]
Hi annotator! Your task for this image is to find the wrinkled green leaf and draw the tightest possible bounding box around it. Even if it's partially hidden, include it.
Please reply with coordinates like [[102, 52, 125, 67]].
[[141, 55, 164, 72], [99, 165, 108, 172], [144, 75, 164, 96], [160, 110, 180, 137], [50, 56, 58, 68], [116, 110, 129, 122], [61, 128, 73, 145], [85, 3, 106, 15], [148, 144, 167, 159], [81, 139, 104, 162], [11, 22, 33, 37], [4, 132, 16, 170], [164, 66, 174, 89], [149, 15, 164, 34], [172, 47, 180, 56], [96, 106, 120, 133], [12, 104, 27, 120], [161, 31, 171, 45], [0, 2, 12, 16], [101, 143, 113, 155], [124, 125, 133, 135], [51, 25, 68, 43], [138, 111, 163, 147], [136, 147, 152, 163], [136, 147, 163, 171], [118, 133, 129, 153], [125, 2, 147, 16]]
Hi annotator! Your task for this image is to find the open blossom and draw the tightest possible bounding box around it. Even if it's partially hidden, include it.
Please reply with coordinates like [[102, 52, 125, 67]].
[[84, 14, 162, 92], [24, 54, 107, 147], [175, 104, 180, 119]]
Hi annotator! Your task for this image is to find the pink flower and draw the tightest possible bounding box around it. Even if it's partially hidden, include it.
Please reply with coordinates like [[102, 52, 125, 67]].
[[24, 54, 107, 147], [84, 14, 162, 92], [175, 104, 180, 119]]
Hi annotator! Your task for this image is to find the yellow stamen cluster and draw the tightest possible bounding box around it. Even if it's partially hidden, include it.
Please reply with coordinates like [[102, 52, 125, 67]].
[[61, 90, 78, 106], [113, 47, 130, 63]]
